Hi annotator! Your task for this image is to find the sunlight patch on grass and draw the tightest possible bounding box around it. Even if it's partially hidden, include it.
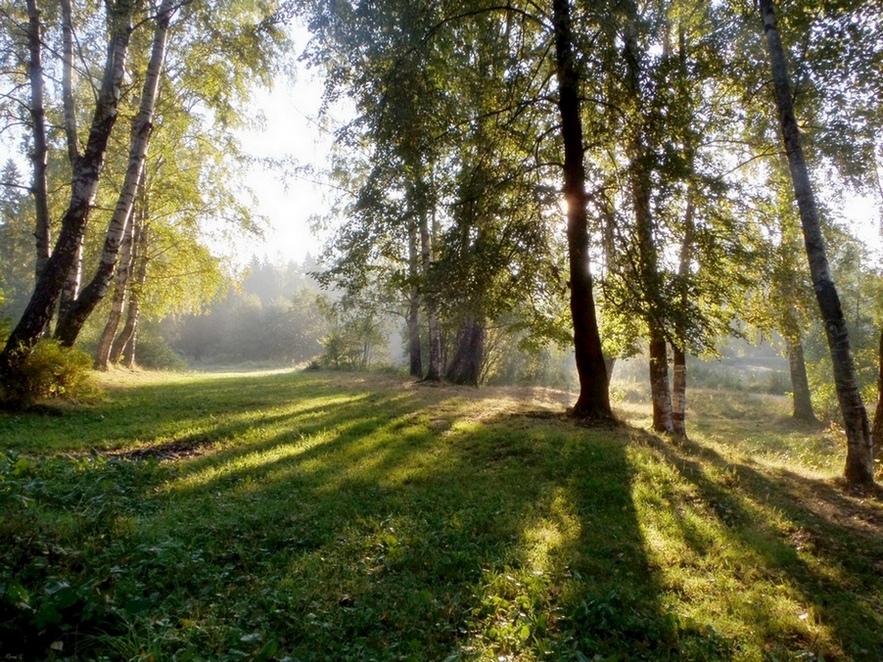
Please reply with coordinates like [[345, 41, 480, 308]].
[[165, 428, 335, 492], [628, 439, 845, 659], [519, 487, 581, 573]]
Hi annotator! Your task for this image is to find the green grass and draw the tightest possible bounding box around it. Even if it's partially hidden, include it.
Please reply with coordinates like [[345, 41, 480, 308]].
[[1, 369, 881, 661]]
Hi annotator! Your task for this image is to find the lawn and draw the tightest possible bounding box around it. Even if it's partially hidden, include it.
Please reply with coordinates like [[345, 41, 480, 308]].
[[1, 368, 881, 660]]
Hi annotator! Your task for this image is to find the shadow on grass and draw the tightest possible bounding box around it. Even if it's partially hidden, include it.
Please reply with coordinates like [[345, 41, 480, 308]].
[[3, 371, 881, 660], [631, 430, 883, 659]]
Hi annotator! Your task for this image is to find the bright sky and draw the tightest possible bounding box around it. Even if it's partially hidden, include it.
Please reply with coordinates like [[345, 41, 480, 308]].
[[234, 46, 340, 266]]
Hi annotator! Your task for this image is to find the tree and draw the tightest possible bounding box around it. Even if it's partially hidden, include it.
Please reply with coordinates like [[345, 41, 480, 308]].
[[758, 0, 874, 484], [54, 0, 179, 346], [0, 0, 137, 382], [551, 0, 611, 420]]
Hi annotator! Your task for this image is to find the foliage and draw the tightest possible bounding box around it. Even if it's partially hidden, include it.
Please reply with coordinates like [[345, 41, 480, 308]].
[[0, 370, 880, 659], [0, 340, 101, 408], [316, 294, 388, 369]]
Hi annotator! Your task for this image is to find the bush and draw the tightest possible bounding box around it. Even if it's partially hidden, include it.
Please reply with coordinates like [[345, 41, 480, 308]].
[[0, 340, 101, 408], [132, 334, 188, 370]]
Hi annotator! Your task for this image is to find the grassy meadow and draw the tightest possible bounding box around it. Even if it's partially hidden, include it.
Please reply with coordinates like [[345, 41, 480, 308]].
[[1, 368, 882, 661]]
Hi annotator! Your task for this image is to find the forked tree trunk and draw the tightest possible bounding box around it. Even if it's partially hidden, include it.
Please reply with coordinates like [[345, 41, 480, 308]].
[[407, 219, 423, 378], [55, 0, 177, 346], [760, 0, 874, 483], [0, 0, 135, 375], [552, 0, 612, 421], [446, 315, 485, 385], [25, 0, 51, 281]]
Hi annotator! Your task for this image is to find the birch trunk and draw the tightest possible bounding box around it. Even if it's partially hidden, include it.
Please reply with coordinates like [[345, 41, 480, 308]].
[[419, 207, 443, 381], [407, 218, 423, 378], [552, 0, 612, 421], [60, 0, 79, 166], [760, 0, 874, 483], [25, 0, 51, 281], [111, 224, 148, 365], [1, 0, 135, 373], [55, 0, 177, 346], [57, 236, 84, 324], [94, 205, 136, 369]]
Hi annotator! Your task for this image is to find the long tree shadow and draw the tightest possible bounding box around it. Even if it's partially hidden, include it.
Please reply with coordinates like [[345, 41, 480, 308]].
[[632, 430, 883, 659], [4, 373, 708, 660], [9, 371, 878, 659]]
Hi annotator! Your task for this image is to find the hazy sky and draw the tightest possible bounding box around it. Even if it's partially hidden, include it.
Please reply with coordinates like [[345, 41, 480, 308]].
[[236, 74, 335, 266]]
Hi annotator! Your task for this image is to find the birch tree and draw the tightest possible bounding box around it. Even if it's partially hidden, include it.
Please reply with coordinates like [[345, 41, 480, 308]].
[[758, 0, 874, 484]]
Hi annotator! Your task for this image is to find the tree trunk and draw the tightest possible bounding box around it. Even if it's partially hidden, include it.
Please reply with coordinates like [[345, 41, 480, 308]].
[[760, 0, 874, 483], [110, 224, 148, 366], [623, 2, 673, 434], [446, 315, 485, 385], [671, 197, 695, 437], [672, 345, 687, 436], [55, 0, 176, 346], [58, 236, 84, 324], [552, 0, 612, 421], [873, 328, 883, 459], [407, 218, 423, 378], [1, 0, 135, 373], [786, 336, 816, 422], [94, 205, 136, 370], [60, 0, 80, 166], [25, 0, 51, 282], [782, 306, 817, 422], [671, 26, 695, 439], [418, 207, 442, 381], [648, 334, 673, 432]]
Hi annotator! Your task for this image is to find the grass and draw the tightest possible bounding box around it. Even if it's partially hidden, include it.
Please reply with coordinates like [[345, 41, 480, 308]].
[[1, 368, 881, 661]]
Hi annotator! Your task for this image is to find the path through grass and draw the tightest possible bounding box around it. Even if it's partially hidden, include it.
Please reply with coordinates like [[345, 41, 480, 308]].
[[1, 369, 881, 660]]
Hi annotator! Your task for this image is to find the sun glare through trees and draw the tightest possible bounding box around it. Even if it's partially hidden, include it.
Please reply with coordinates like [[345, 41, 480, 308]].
[[1, 0, 882, 659]]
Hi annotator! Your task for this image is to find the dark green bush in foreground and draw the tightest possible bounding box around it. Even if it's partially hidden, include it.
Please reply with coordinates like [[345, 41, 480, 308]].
[[0, 340, 101, 409]]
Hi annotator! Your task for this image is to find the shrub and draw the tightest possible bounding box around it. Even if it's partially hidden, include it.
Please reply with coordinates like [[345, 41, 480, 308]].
[[0, 340, 101, 408]]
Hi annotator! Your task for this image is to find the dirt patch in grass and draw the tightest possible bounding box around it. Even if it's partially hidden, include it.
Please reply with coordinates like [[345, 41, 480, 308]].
[[106, 434, 219, 461]]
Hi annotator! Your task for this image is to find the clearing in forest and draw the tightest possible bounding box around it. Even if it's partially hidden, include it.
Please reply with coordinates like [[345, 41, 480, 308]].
[[1, 369, 881, 660]]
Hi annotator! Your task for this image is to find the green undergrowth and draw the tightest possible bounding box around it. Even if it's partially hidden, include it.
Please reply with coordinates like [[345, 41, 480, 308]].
[[1, 369, 881, 660]]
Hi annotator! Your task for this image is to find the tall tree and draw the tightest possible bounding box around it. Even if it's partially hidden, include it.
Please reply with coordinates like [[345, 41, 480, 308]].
[[552, 0, 612, 420], [24, 0, 51, 282], [54, 0, 179, 346], [759, 0, 874, 484], [0, 0, 137, 379]]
